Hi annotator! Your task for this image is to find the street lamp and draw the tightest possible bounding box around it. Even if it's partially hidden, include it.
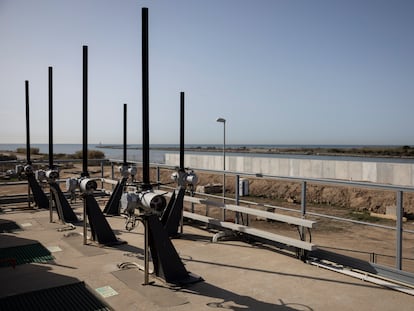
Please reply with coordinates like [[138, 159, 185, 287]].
[[216, 117, 226, 220]]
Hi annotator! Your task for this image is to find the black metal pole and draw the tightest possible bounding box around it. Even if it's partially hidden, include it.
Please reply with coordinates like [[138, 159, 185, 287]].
[[48, 68, 54, 223], [142, 7, 150, 188], [48, 66, 53, 169], [180, 92, 185, 170], [82, 45, 89, 177], [123, 103, 127, 165], [25, 80, 31, 209], [25, 80, 31, 164]]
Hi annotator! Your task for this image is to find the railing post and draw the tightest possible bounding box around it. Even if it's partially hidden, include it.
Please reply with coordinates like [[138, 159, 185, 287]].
[[156, 166, 160, 190], [396, 190, 403, 270], [222, 173, 226, 221], [111, 162, 115, 190], [300, 181, 307, 239], [100, 160, 104, 189], [299, 181, 307, 261], [235, 174, 240, 224]]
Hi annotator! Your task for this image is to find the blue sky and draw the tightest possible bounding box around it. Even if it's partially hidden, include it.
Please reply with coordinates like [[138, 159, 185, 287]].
[[1, 0, 413, 146]]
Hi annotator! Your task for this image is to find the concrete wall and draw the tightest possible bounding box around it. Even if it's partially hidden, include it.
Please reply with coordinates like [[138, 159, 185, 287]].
[[165, 153, 414, 187]]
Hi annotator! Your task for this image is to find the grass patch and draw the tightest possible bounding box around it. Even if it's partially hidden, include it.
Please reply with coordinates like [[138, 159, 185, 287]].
[[349, 211, 382, 222]]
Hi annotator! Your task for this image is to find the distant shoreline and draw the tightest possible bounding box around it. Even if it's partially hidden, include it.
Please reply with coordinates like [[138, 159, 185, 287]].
[[96, 144, 414, 159], [2, 144, 414, 161]]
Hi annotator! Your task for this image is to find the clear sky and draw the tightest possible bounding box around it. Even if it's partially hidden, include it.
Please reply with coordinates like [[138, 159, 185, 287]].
[[1, 0, 413, 146]]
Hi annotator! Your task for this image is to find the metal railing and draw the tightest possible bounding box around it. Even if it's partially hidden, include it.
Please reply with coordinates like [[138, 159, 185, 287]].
[[101, 159, 414, 272]]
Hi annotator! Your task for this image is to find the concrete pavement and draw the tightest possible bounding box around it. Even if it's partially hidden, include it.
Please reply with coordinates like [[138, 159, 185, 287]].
[[1, 201, 413, 310]]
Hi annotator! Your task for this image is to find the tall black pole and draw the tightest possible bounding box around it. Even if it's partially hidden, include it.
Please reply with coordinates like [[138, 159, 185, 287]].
[[82, 45, 89, 177], [25, 80, 31, 165], [142, 8, 150, 187], [180, 92, 185, 170], [123, 103, 127, 165], [48, 66, 53, 168]]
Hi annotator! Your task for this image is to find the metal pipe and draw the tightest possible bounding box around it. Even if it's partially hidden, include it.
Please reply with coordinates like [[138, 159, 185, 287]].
[[49, 66, 54, 222], [141, 7, 150, 187], [82, 46, 89, 245], [180, 92, 185, 170], [48, 67, 53, 168], [25, 80, 31, 209], [82, 45, 89, 177], [123, 103, 127, 165], [25, 80, 31, 165], [179, 92, 185, 234]]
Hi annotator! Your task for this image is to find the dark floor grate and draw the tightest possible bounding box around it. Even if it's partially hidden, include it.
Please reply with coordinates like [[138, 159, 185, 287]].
[[0, 243, 53, 267], [0, 281, 113, 311]]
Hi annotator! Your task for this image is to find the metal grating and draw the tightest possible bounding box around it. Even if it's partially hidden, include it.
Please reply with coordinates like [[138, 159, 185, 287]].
[[0, 243, 54, 267], [0, 281, 113, 311]]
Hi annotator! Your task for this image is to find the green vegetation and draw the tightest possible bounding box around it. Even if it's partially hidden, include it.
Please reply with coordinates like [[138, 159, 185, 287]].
[[73, 150, 105, 159], [0, 154, 17, 161], [53, 153, 70, 159], [51, 150, 106, 160], [96, 144, 414, 158], [348, 211, 382, 223], [16, 147, 40, 155], [246, 145, 414, 158], [1, 149, 105, 162], [324, 146, 414, 157]]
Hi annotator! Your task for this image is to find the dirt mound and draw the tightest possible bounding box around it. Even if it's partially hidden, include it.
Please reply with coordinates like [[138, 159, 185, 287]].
[[180, 171, 414, 215]]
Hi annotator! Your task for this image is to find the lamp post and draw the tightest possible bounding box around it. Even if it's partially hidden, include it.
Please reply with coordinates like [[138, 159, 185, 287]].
[[216, 117, 226, 220]]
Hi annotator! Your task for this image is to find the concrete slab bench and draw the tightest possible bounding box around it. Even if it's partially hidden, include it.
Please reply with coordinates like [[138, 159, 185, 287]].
[[183, 195, 316, 228], [156, 190, 317, 252], [183, 211, 317, 252]]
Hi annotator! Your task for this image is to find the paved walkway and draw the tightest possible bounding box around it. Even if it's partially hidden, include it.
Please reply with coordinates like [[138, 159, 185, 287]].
[[0, 202, 413, 310]]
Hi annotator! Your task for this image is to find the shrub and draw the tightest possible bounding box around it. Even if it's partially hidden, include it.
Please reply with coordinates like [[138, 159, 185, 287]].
[[73, 150, 105, 159], [0, 154, 17, 161], [16, 147, 40, 155]]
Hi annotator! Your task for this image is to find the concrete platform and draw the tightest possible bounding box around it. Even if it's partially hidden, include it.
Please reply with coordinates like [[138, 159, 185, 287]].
[[1, 202, 413, 310]]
